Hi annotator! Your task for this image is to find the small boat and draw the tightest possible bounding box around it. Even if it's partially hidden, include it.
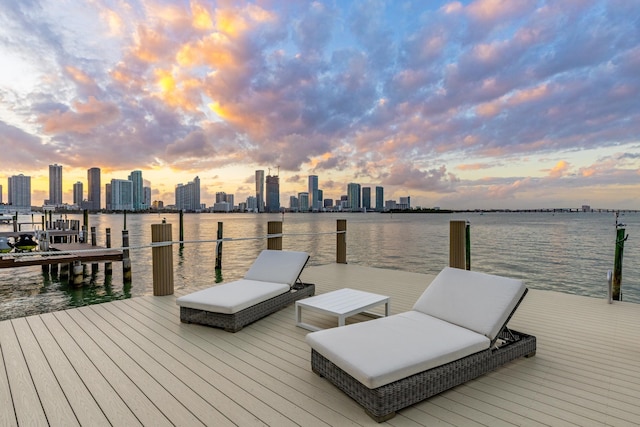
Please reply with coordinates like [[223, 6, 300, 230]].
[[14, 234, 38, 252], [0, 237, 12, 253]]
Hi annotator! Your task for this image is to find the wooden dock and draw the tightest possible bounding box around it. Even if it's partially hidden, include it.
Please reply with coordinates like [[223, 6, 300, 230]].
[[0, 243, 122, 269], [1, 263, 640, 426]]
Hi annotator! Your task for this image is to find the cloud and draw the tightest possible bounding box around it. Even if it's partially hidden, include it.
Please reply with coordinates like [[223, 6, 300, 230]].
[[38, 96, 120, 134]]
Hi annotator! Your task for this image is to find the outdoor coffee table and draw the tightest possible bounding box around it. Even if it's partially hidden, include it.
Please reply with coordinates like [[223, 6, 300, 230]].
[[295, 288, 390, 331]]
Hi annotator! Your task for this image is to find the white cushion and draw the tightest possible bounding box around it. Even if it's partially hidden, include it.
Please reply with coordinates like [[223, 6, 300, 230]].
[[412, 267, 526, 340], [176, 280, 289, 314], [306, 311, 489, 389], [244, 250, 309, 285]]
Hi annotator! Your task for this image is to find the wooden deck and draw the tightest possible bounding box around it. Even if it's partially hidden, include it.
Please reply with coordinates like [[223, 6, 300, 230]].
[[1, 263, 639, 426]]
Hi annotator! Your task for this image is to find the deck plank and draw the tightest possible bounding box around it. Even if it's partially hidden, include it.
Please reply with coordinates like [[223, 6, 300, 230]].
[[2, 263, 640, 426]]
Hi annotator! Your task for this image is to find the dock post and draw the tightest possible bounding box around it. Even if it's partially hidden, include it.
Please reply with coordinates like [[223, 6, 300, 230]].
[[60, 263, 69, 282], [267, 221, 282, 250], [50, 263, 58, 276], [105, 228, 113, 276], [179, 210, 184, 248], [215, 222, 223, 270], [122, 230, 132, 284], [91, 226, 98, 276], [72, 260, 83, 287], [151, 222, 174, 296], [465, 221, 471, 271], [337, 219, 347, 264], [83, 209, 89, 231], [450, 220, 467, 270], [613, 212, 628, 301], [41, 264, 49, 274]]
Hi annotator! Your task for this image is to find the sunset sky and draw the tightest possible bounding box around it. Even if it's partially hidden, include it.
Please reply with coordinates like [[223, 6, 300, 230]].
[[1, 0, 639, 209]]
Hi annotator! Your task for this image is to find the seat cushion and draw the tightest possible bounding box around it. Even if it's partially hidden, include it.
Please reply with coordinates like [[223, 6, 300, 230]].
[[306, 311, 489, 389], [176, 280, 289, 314], [244, 250, 309, 285], [412, 267, 526, 341]]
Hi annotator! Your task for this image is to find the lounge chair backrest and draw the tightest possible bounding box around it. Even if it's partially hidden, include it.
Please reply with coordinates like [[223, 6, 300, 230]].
[[244, 250, 310, 286], [412, 267, 526, 341]]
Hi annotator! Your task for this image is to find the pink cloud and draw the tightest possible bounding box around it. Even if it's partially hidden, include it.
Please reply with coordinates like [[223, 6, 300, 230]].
[[39, 97, 120, 135]]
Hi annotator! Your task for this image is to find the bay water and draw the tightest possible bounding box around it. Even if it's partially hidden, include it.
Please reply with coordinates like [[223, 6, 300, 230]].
[[1, 211, 638, 320]]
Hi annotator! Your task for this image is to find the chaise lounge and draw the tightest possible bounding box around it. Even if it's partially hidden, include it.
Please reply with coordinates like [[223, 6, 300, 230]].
[[306, 266, 536, 422], [177, 250, 314, 332]]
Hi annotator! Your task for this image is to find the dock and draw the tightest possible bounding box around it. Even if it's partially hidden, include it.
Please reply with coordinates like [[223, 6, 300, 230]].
[[0, 243, 123, 269], [1, 263, 639, 426]]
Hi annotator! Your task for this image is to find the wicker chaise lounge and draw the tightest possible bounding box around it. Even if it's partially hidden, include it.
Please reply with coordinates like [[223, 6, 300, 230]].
[[177, 250, 314, 332], [306, 267, 536, 422]]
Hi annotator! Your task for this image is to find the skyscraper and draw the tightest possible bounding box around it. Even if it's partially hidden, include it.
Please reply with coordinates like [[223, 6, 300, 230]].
[[8, 174, 31, 210], [49, 164, 63, 206], [0, 184, 3, 204], [298, 192, 309, 212], [266, 174, 280, 213], [255, 170, 265, 213], [110, 179, 133, 211], [308, 175, 319, 212], [87, 167, 101, 211], [175, 176, 201, 211], [128, 170, 144, 211], [73, 181, 83, 207], [347, 183, 361, 211], [375, 186, 384, 211], [362, 187, 371, 211]]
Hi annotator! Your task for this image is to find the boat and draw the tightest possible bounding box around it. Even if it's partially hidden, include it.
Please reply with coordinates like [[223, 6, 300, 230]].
[[0, 237, 12, 253], [13, 234, 38, 252]]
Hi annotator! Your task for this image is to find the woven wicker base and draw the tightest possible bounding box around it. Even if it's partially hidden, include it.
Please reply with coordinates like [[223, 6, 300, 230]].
[[311, 329, 536, 422], [180, 283, 315, 332]]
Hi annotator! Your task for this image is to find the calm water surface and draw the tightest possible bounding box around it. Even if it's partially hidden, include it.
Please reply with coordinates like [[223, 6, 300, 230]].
[[1, 211, 638, 320]]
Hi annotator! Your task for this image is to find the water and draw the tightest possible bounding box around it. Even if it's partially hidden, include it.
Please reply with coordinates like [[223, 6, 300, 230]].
[[1, 211, 638, 320]]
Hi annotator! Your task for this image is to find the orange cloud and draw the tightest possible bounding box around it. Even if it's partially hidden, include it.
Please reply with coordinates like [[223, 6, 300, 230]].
[[154, 69, 202, 111], [457, 162, 493, 171], [548, 160, 570, 178], [40, 97, 119, 134], [191, 2, 214, 30]]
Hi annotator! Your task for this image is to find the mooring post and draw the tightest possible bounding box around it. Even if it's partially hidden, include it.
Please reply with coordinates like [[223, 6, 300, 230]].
[[83, 209, 89, 231], [450, 220, 467, 269], [337, 219, 347, 264], [267, 221, 283, 250], [60, 263, 69, 282], [151, 222, 174, 296], [612, 212, 628, 301], [179, 210, 184, 248], [91, 226, 98, 276], [72, 260, 83, 287], [123, 211, 127, 230], [465, 221, 471, 271], [215, 222, 223, 270], [122, 229, 132, 284], [105, 228, 112, 276]]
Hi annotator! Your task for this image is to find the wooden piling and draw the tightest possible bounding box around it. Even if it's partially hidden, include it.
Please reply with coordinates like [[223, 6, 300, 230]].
[[105, 228, 113, 276], [91, 226, 98, 276], [215, 222, 223, 270], [72, 260, 83, 287], [151, 223, 174, 296], [122, 230, 132, 284], [267, 221, 282, 250], [83, 209, 89, 231], [337, 219, 347, 264], [450, 220, 467, 269], [465, 222, 471, 271], [613, 223, 627, 301], [60, 263, 69, 282], [179, 210, 184, 248]]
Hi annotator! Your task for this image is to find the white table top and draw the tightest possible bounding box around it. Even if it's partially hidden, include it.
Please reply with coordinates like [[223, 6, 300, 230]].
[[296, 288, 389, 315]]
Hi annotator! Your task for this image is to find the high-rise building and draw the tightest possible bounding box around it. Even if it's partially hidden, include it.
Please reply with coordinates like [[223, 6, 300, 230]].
[[87, 167, 101, 211], [298, 192, 309, 212], [255, 170, 265, 213], [399, 196, 411, 210], [347, 183, 361, 211], [175, 176, 201, 211], [0, 184, 3, 204], [73, 181, 83, 207], [375, 186, 384, 211], [8, 174, 31, 210], [216, 192, 227, 203], [110, 179, 133, 211], [266, 174, 280, 213], [49, 164, 63, 206], [144, 186, 151, 209], [128, 170, 144, 211], [308, 175, 319, 211], [105, 183, 112, 210], [289, 195, 298, 212], [362, 187, 371, 211], [246, 196, 257, 212]]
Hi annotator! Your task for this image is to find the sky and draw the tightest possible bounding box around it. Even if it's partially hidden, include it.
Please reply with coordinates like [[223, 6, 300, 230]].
[[0, 0, 639, 210]]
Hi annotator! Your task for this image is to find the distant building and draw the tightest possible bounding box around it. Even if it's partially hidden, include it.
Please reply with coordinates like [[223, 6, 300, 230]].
[[347, 183, 361, 211], [49, 164, 63, 206], [110, 179, 133, 211], [73, 181, 83, 207], [216, 192, 227, 203], [247, 196, 258, 212], [144, 186, 151, 209], [298, 192, 309, 212], [323, 198, 333, 209], [128, 170, 145, 211], [87, 167, 101, 211], [175, 176, 200, 212], [255, 170, 265, 213], [362, 187, 371, 210], [375, 186, 384, 211], [385, 200, 397, 210], [152, 200, 164, 209], [8, 174, 31, 210], [0, 184, 3, 204], [398, 196, 411, 210], [308, 175, 320, 211], [582, 205, 592, 212], [266, 174, 280, 212], [212, 202, 231, 212], [289, 195, 298, 212]]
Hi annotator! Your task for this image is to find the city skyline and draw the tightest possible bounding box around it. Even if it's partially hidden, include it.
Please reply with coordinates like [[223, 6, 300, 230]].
[[1, 1, 639, 210]]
